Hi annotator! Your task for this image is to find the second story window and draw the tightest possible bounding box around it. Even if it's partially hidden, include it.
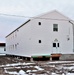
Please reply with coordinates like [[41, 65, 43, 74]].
[[53, 24, 58, 31], [38, 22, 41, 25]]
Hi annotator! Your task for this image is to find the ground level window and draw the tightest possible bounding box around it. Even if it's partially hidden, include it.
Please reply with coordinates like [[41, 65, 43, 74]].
[[57, 43, 59, 47], [53, 43, 59, 47], [53, 43, 56, 47]]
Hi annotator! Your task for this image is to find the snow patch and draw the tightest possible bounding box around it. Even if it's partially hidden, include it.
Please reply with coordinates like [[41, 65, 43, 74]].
[[18, 70, 27, 75], [34, 66, 44, 70], [67, 73, 74, 75]]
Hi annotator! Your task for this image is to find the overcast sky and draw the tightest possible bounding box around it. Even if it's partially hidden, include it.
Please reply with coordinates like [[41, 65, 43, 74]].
[[0, 0, 74, 42]]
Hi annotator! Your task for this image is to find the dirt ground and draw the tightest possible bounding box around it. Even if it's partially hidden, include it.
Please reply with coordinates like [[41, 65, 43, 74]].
[[0, 56, 47, 75], [0, 56, 74, 75]]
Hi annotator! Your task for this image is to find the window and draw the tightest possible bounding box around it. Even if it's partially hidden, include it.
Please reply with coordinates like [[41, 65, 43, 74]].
[[15, 44, 17, 49], [53, 43, 56, 47], [57, 43, 59, 47], [53, 24, 58, 31], [13, 45, 14, 50], [38, 22, 41, 25], [39, 40, 41, 43], [53, 43, 59, 47]]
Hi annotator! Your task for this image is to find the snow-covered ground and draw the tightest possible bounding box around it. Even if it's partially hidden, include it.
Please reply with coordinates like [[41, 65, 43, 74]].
[[1, 60, 74, 75], [3, 62, 44, 75]]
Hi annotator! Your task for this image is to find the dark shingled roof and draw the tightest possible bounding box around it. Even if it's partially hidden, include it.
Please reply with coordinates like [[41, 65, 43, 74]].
[[0, 43, 5, 47], [6, 19, 31, 38]]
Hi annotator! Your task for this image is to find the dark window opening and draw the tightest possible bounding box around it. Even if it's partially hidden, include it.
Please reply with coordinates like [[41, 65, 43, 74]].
[[53, 24, 58, 31], [53, 43, 56, 47], [57, 43, 59, 47], [67, 38, 70, 40], [38, 22, 41, 25], [39, 40, 41, 43], [53, 28, 58, 31]]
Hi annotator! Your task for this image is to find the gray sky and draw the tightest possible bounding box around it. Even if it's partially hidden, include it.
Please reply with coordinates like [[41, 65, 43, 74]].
[[0, 0, 74, 42]]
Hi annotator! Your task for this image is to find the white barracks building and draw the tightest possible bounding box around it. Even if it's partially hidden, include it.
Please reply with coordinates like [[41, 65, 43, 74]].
[[6, 10, 74, 60]]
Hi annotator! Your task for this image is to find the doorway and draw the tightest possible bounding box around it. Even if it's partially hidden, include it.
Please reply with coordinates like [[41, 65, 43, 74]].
[[52, 42, 60, 54]]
